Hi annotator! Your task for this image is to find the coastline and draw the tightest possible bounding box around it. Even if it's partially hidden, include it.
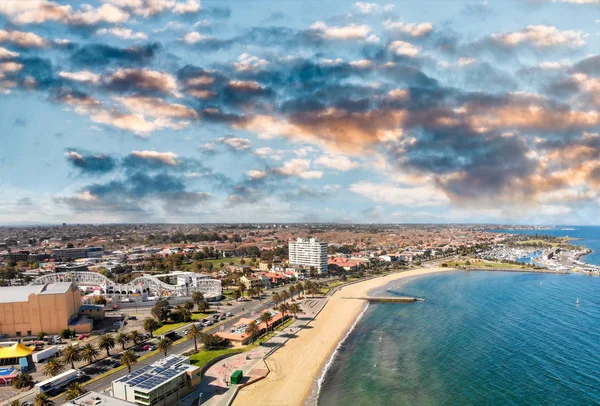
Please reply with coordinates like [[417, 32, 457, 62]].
[[233, 267, 453, 406]]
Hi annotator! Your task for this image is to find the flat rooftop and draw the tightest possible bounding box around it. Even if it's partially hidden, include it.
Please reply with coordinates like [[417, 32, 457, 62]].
[[0, 282, 73, 303], [64, 391, 135, 405], [115, 355, 197, 393]]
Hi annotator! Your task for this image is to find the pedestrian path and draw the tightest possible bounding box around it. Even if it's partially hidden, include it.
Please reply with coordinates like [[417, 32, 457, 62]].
[[177, 297, 328, 406]]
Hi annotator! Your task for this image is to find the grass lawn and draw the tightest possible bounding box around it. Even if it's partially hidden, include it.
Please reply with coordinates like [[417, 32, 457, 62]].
[[191, 312, 210, 321], [153, 322, 189, 335], [189, 348, 247, 369], [444, 259, 528, 270], [181, 257, 248, 271]]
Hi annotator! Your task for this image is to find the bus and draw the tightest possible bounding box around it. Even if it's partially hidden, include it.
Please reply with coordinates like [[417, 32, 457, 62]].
[[34, 369, 85, 395]]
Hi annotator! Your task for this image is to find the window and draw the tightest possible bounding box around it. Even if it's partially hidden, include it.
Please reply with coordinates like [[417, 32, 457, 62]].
[[16, 332, 21, 337], [27, 330, 32, 336]]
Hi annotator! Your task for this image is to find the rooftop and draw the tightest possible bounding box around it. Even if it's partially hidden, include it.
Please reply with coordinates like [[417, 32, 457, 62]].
[[115, 355, 197, 393], [0, 282, 73, 304], [64, 391, 135, 406]]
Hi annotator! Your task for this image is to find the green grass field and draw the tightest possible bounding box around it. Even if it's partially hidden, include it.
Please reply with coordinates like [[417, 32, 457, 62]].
[[181, 257, 248, 271], [153, 322, 188, 335], [189, 348, 247, 368], [191, 312, 210, 321], [444, 259, 528, 270]]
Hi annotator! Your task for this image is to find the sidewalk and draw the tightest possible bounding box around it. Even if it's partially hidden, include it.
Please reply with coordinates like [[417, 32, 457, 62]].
[[178, 297, 328, 406]]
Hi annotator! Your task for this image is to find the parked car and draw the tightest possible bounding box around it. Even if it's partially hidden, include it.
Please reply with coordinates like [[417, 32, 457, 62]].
[[128, 316, 137, 320], [111, 361, 120, 368], [226, 312, 233, 317], [78, 334, 89, 340], [183, 329, 190, 335]]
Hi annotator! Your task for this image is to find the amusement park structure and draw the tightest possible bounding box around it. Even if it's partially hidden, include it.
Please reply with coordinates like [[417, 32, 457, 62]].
[[30, 271, 222, 300]]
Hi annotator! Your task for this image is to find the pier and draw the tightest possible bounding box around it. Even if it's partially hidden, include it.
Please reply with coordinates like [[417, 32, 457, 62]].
[[343, 296, 425, 303]]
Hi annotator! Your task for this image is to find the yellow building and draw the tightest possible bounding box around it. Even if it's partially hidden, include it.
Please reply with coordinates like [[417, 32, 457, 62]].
[[0, 282, 92, 337]]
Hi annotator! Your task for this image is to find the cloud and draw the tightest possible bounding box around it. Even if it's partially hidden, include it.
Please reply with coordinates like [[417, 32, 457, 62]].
[[222, 137, 252, 150], [273, 158, 323, 179], [246, 169, 267, 179], [59, 70, 100, 83], [315, 154, 360, 171], [64, 149, 117, 174], [0, 47, 19, 59], [0, 1, 129, 25], [353, 2, 395, 14], [129, 150, 178, 166], [234, 53, 270, 72], [349, 181, 449, 207], [309, 21, 380, 43], [106, 0, 200, 17], [115, 96, 198, 118], [97, 27, 148, 40], [491, 25, 587, 47], [0, 30, 47, 48], [104, 68, 180, 97], [383, 21, 434, 37], [70, 43, 160, 67], [388, 40, 420, 56]]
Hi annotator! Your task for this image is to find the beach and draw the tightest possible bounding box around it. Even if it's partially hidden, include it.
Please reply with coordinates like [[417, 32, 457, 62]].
[[233, 267, 452, 406]]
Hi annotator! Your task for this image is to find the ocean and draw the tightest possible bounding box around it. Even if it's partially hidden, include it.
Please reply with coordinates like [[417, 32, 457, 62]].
[[491, 225, 600, 266], [317, 271, 600, 406]]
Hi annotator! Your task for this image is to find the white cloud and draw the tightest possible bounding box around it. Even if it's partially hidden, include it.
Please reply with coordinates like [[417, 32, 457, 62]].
[[173, 0, 201, 14], [349, 59, 374, 69], [181, 32, 212, 44], [115, 96, 198, 118], [254, 147, 274, 157], [234, 53, 270, 72], [0, 29, 47, 48], [247, 169, 267, 179], [223, 137, 252, 150], [131, 150, 178, 165], [0, 1, 129, 25], [315, 155, 360, 171], [97, 27, 147, 40], [349, 181, 449, 207], [105, 68, 180, 97], [59, 70, 101, 84], [227, 80, 265, 91], [274, 159, 323, 179], [388, 40, 420, 56], [310, 21, 380, 43], [383, 20, 433, 37], [491, 25, 587, 47], [354, 2, 394, 14], [107, 0, 201, 17], [457, 57, 478, 66], [0, 47, 19, 58], [387, 88, 409, 100]]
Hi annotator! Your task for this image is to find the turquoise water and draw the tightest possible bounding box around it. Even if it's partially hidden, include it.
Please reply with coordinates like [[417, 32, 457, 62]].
[[318, 271, 600, 406], [492, 226, 600, 266]]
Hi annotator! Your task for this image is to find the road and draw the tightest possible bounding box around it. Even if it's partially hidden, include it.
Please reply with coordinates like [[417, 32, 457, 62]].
[[18, 278, 340, 405]]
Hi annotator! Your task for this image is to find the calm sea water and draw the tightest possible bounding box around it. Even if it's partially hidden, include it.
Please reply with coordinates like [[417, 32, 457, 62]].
[[492, 226, 600, 266], [317, 271, 600, 406]]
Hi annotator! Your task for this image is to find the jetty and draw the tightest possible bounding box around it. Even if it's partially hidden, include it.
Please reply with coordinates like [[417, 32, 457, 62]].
[[342, 296, 425, 303]]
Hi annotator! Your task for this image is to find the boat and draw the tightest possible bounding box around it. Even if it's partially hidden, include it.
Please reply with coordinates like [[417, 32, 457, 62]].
[[576, 298, 580, 305]]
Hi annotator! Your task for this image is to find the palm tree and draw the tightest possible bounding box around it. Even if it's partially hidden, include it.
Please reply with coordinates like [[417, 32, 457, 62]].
[[192, 291, 205, 306], [245, 321, 260, 344], [116, 332, 130, 351], [9, 400, 21, 406], [43, 358, 65, 377], [12, 372, 34, 389], [197, 301, 209, 313], [237, 282, 246, 297], [64, 382, 87, 401], [186, 324, 203, 352], [288, 284, 296, 300], [98, 334, 116, 357], [120, 349, 138, 373], [61, 345, 81, 369], [130, 330, 142, 345], [272, 292, 281, 306], [281, 291, 290, 303], [259, 311, 273, 332], [157, 337, 173, 356], [233, 290, 241, 301], [289, 303, 304, 319], [184, 301, 195, 311], [34, 393, 54, 406], [143, 317, 160, 338], [80, 343, 100, 366], [278, 303, 290, 321], [247, 287, 257, 299]]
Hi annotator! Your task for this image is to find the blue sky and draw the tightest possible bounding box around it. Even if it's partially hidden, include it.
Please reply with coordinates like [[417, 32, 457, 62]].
[[0, 0, 598, 224]]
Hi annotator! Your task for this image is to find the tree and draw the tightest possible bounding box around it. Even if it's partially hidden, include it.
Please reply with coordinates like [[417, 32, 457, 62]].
[[43, 358, 65, 377], [60, 328, 73, 339], [183, 301, 195, 311], [247, 287, 257, 299], [36, 331, 47, 340], [197, 301, 210, 313], [143, 317, 161, 338], [186, 324, 203, 352], [278, 303, 290, 320], [273, 293, 281, 306], [10, 400, 22, 406], [12, 372, 34, 389], [98, 334, 116, 357], [259, 312, 273, 332], [151, 300, 170, 322], [289, 303, 304, 319], [81, 343, 100, 365], [237, 282, 246, 297], [192, 291, 204, 306], [130, 330, 142, 345], [200, 333, 229, 350], [233, 290, 241, 301], [61, 345, 81, 369], [157, 337, 173, 356], [245, 321, 260, 344], [34, 393, 55, 406], [116, 332, 130, 351], [120, 349, 138, 373], [64, 382, 87, 401], [288, 284, 296, 299], [93, 296, 107, 305]]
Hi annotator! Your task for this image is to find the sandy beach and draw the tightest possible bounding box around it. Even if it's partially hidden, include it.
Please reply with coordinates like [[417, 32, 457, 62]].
[[233, 267, 453, 406]]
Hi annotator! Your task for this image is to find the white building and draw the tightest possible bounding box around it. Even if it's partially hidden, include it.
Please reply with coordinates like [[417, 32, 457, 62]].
[[288, 237, 328, 274], [112, 355, 201, 406]]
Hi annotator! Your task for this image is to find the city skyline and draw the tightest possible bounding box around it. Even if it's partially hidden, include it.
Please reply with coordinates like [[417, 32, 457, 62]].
[[1, 0, 599, 225]]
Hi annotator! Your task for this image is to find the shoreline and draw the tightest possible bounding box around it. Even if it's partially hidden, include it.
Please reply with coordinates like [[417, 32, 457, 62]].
[[233, 267, 454, 406]]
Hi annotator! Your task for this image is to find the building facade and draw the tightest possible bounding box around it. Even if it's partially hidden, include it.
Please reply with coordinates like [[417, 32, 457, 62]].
[[52, 247, 104, 262], [0, 282, 90, 337], [288, 237, 328, 274]]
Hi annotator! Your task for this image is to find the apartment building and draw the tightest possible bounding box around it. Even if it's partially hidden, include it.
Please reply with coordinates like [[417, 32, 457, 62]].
[[53, 247, 104, 262], [288, 237, 328, 274]]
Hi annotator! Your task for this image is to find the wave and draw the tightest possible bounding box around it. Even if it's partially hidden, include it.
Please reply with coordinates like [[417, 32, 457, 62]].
[[309, 301, 370, 405]]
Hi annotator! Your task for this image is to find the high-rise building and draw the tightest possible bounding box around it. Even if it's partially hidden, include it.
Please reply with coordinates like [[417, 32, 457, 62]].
[[288, 237, 328, 274]]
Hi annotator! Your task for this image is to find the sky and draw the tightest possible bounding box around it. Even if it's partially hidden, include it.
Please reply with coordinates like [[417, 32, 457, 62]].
[[0, 0, 599, 225]]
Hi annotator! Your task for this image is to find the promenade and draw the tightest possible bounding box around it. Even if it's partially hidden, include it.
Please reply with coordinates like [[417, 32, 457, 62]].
[[178, 297, 329, 406]]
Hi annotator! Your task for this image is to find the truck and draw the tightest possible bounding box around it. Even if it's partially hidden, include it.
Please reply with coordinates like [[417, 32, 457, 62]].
[[32, 346, 59, 363], [34, 369, 85, 395]]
